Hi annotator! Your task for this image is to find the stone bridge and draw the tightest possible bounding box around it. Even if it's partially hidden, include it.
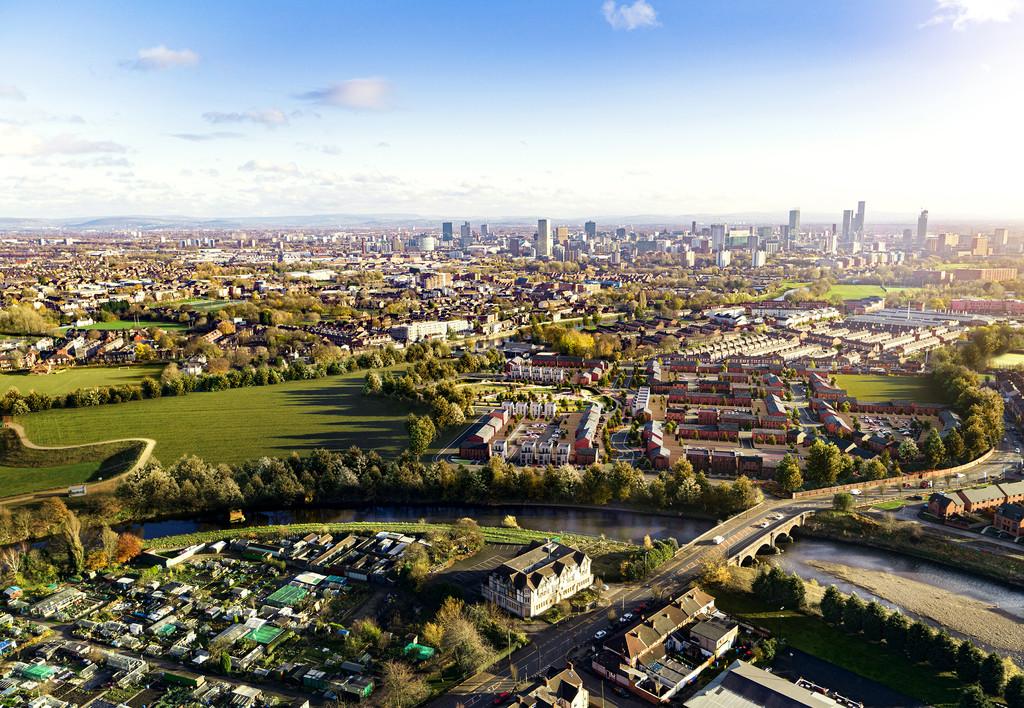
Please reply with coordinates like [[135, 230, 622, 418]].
[[727, 510, 814, 567]]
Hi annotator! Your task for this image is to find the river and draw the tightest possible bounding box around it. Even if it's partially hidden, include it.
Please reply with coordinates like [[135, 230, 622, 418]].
[[121, 503, 714, 545]]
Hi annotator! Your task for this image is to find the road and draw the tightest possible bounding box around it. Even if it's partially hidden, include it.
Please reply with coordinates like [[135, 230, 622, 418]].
[[429, 497, 829, 706]]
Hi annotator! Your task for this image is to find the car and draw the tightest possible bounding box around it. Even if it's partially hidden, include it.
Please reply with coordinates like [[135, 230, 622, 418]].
[[636, 602, 648, 612], [759, 520, 771, 528], [850, 489, 862, 496], [908, 494, 923, 500], [594, 629, 608, 640], [619, 612, 635, 624], [492, 691, 511, 705]]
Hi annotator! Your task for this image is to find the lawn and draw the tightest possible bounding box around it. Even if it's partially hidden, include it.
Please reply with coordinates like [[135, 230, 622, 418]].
[[78, 320, 188, 332], [714, 590, 964, 707], [825, 284, 915, 300], [17, 369, 420, 466], [991, 352, 1024, 368], [832, 374, 945, 404], [0, 365, 165, 397], [0, 461, 105, 497], [0, 428, 144, 499]]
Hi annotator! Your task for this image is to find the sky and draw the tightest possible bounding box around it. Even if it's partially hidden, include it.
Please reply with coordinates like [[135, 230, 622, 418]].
[[0, 0, 1022, 221]]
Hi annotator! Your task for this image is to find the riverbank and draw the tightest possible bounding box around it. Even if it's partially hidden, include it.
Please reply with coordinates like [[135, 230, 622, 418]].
[[142, 520, 636, 579], [807, 560, 1024, 663], [801, 510, 1024, 588]]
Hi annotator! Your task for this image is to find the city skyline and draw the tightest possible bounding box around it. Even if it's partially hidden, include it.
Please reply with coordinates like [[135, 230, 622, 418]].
[[1, 0, 1022, 219]]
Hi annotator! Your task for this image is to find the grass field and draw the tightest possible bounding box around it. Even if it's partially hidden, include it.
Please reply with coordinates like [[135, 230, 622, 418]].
[[833, 374, 945, 403], [0, 428, 144, 498], [991, 352, 1024, 368], [714, 590, 963, 707], [17, 368, 419, 465], [0, 365, 165, 397], [77, 320, 187, 331], [825, 284, 915, 300]]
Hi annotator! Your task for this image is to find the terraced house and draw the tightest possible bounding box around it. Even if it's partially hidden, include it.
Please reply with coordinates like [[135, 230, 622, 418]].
[[481, 541, 593, 618]]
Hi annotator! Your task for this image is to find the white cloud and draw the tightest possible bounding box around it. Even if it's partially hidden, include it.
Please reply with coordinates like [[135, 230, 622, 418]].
[[923, 0, 1021, 29], [202, 109, 289, 127], [0, 85, 25, 101], [124, 45, 199, 71], [0, 127, 127, 157], [296, 78, 392, 110], [238, 159, 301, 175], [170, 131, 242, 141], [602, 0, 659, 30]]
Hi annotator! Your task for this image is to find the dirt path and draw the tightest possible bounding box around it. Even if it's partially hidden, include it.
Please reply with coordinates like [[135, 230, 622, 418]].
[[808, 559, 1024, 663], [0, 419, 155, 506]]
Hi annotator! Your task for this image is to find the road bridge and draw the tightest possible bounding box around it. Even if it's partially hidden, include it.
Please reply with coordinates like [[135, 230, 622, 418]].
[[726, 510, 814, 567]]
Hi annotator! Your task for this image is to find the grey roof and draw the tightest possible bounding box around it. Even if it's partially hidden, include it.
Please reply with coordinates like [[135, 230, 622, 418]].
[[685, 660, 841, 708]]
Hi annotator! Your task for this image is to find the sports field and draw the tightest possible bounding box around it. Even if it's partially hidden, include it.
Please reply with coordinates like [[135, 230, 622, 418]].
[[833, 374, 945, 403], [17, 369, 419, 465], [990, 352, 1024, 368], [825, 284, 915, 300], [0, 364, 165, 397]]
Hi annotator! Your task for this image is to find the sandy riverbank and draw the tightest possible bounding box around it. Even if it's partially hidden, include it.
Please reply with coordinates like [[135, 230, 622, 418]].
[[807, 560, 1024, 663]]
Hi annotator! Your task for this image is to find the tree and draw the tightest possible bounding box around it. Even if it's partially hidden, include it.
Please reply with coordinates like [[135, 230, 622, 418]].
[[923, 428, 946, 469], [406, 414, 436, 457], [883, 611, 910, 653], [115, 533, 143, 563], [820, 585, 845, 625], [863, 457, 887, 480], [929, 630, 958, 672], [905, 622, 934, 663], [806, 440, 843, 487], [832, 492, 855, 512], [898, 438, 920, 465], [220, 652, 232, 675], [958, 685, 993, 708], [979, 652, 1006, 696], [956, 641, 984, 683], [1004, 674, 1024, 708], [842, 594, 866, 633], [59, 508, 84, 574], [775, 454, 803, 493], [863, 600, 887, 641], [944, 427, 966, 464], [380, 660, 429, 708]]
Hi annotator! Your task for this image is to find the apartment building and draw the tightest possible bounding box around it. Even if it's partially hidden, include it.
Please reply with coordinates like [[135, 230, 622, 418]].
[[481, 541, 593, 618]]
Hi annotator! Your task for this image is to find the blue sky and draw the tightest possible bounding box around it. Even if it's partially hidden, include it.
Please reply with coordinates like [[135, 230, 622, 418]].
[[1, 0, 1022, 220]]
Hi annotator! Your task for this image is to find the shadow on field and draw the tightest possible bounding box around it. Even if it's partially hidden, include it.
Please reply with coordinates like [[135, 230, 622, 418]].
[[272, 379, 419, 454]]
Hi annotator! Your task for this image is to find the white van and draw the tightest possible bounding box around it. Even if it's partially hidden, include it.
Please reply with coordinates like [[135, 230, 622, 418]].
[[712, 535, 725, 545]]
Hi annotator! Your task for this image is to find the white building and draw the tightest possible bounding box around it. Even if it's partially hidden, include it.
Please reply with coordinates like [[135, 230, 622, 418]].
[[482, 541, 593, 618]]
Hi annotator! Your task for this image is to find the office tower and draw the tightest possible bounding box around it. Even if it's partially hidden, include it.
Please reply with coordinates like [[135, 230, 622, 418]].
[[756, 226, 773, 240], [841, 210, 853, 244], [537, 218, 552, 258], [994, 227, 1009, 248], [420, 235, 436, 252], [854, 201, 866, 237], [460, 221, 472, 248], [751, 250, 767, 267], [716, 249, 732, 268], [903, 228, 913, 247], [747, 234, 760, 252], [971, 234, 989, 257], [615, 227, 627, 239], [710, 224, 727, 251], [824, 232, 838, 255], [788, 209, 801, 236], [682, 249, 696, 267], [480, 224, 489, 238], [691, 220, 697, 235], [555, 226, 569, 243], [584, 221, 596, 240], [442, 222, 453, 241], [917, 210, 928, 248]]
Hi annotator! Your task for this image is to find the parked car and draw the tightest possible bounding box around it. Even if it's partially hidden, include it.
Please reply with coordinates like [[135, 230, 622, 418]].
[[594, 629, 607, 640]]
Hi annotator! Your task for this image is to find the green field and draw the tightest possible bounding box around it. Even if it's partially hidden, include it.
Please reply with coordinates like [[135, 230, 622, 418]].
[[991, 352, 1024, 368], [715, 590, 963, 707], [0, 365, 165, 397], [17, 369, 418, 465], [0, 428, 144, 498], [78, 319, 187, 331], [833, 374, 945, 403], [825, 284, 915, 300]]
